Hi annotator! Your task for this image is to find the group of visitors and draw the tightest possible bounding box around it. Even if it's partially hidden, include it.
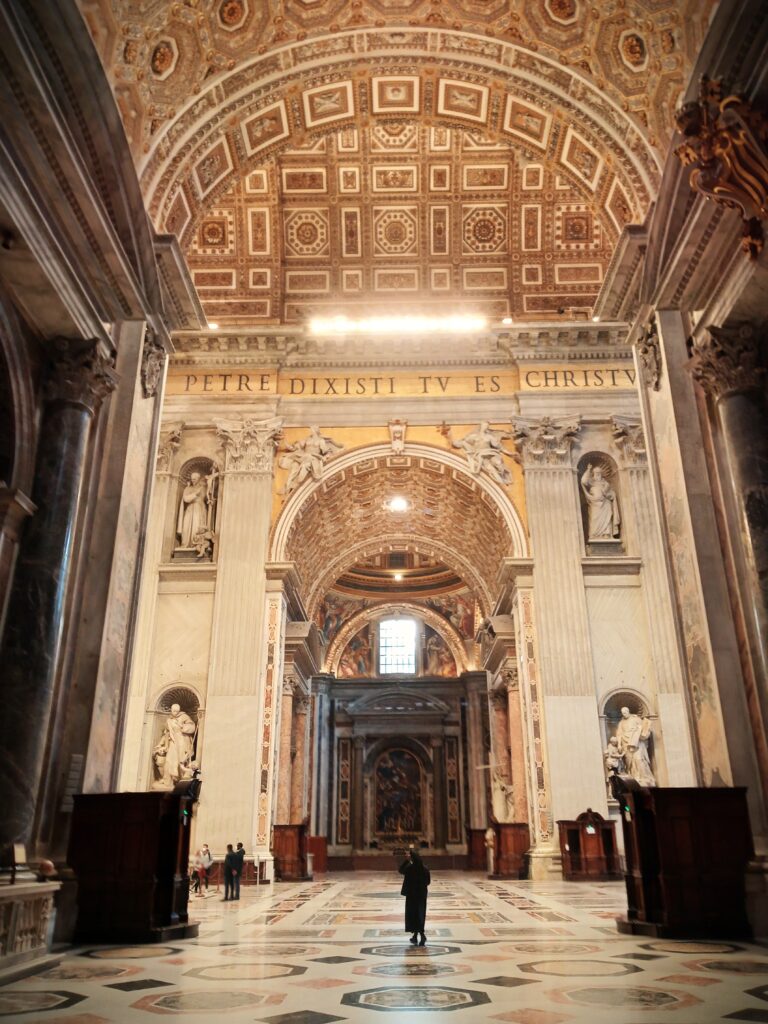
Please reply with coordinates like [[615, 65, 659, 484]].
[[191, 841, 246, 899], [190, 843, 213, 895]]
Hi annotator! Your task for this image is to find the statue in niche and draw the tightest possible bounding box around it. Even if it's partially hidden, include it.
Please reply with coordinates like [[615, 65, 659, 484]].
[[491, 770, 515, 823], [603, 736, 626, 784], [580, 463, 620, 540], [440, 421, 515, 486], [613, 706, 655, 786], [151, 703, 197, 789], [176, 464, 218, 559], [279, 425, 343, 494]]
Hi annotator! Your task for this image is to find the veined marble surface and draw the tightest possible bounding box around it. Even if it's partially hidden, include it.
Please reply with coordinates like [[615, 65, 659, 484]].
[[3, 873, 767, 1022]]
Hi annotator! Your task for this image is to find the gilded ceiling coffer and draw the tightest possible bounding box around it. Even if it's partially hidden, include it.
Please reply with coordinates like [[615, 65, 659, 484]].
[[675, 76, 768, 259]]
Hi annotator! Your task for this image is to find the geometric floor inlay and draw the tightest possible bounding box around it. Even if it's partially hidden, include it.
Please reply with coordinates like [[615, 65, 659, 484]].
[[4, 873, 767, 1023]]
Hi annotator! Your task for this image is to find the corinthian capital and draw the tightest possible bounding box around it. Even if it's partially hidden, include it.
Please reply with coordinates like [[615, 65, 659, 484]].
[[511, 416, 580, 467], [44, 339, 119, 413], [217, 416, 283, 474], [612, 416, 647, 465], [689, 322, 766, 401], [156, 423, 183, 472]]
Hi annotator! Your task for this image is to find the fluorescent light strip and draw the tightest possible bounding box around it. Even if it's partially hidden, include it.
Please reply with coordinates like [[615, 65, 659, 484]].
[[308, 314, 488, 336]]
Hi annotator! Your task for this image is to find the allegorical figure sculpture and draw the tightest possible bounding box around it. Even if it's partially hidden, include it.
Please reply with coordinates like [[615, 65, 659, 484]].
[[580, 463, 620, 539], [152, 703, 197, 789], [280, 425, 343, 494], [491, 770, 515, 823], [176, 467, 218, 557], [613, 706, 655, 786], [441, 421, 515, 486]]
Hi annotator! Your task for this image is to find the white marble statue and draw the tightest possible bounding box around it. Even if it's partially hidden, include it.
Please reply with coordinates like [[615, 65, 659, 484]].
[[443, 422, 515, 486], [491, 770, 515, 822], [580, 463, 620, 539], [603, 736, 625, 779], [152, 703, 197, 789], [280, 425, 343, 494], [176, 468, 217, 554], [613, 706, 655, 786]]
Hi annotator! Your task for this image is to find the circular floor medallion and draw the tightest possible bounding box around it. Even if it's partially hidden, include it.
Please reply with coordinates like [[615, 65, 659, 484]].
[[506, 943, 602, 955], [694, 958, 768, 974], [361, 943, 461, 957], [557, 985, 688, 1009], [641, 940, 742, 954], [342, 985, 491, 1012], [368, 963, 458, 977], [138, 990, 271, 1012], [221, 944, 320, 957], [520, 958, 641, 978], [184, 962, 306, 981], [0, 991, 85, 1016]]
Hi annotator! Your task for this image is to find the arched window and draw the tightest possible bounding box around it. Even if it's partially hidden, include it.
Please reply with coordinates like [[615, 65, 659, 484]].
[[378, 618, 417, 674]]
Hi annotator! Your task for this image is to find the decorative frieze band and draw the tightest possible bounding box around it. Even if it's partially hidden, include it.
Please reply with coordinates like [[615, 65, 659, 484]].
[[511, 416, 581, 467], [44, 339, 119, 413], [689, 322, 766, 401], [217, 416, 283, 474]]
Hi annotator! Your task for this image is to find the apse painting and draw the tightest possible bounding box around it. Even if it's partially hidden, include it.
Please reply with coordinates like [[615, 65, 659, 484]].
[[337, 625, 373, 677], [374, 749, 423, 836], [423, 626, 457, 677], [425, 592, 476, 638], [316, 593, 365, 644]]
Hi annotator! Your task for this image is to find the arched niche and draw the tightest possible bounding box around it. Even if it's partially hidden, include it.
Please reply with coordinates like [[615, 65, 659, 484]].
[[600, 688, 657, 789], [172, 456, 220, 562], [363, 736, 433, 848], [148, 684, 203, 791], [577, 450, 623, 554]]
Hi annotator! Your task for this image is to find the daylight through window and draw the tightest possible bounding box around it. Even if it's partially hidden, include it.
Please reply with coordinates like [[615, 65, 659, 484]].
[[379, 618, 417, 674]]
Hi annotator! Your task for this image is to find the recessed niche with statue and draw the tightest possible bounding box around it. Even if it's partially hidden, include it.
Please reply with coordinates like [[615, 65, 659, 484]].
[[577, 451, 623, 555], [173, 457, 219, 561]]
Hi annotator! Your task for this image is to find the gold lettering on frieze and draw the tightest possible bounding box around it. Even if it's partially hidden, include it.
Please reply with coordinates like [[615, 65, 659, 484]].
[[166, 364, 636, 397]]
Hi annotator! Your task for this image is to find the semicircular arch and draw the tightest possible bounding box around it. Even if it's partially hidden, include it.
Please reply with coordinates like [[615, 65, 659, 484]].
[[326, 601, 470, 676]]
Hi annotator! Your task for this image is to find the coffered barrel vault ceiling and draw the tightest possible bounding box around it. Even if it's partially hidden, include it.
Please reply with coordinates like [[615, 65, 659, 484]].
[[80, 1, 716, 325]]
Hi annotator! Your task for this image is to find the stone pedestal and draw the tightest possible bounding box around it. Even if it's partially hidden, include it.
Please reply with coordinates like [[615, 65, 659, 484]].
[[0, 882, 61, 984]]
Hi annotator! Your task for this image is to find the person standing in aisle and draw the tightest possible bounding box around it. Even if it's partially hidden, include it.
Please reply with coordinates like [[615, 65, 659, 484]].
[[399, 845, 431, 946], [234, 841, 246, 900], [223, 844, 238, 901]]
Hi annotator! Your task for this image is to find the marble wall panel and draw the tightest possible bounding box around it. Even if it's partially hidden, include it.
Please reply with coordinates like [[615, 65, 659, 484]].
[[543, 695, 608, 823]]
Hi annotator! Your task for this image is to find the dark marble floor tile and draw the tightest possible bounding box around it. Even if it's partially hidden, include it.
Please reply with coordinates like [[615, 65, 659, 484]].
[[261, 1012, 346, 1024], [723, 1012, 768, 1022], [311, 956, 360, 964], [106, 978, 173, 991], [612, 952, 665, 960], [476, 976, 539, 987]]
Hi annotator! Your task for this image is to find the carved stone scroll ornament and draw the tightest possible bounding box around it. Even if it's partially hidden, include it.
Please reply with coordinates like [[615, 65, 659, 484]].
[[388, 419, 407, 454], [141, 328, 167, 398], [634, 318, 661, 390], [511, 416, 581, 467], [217, 416, 283, 474], [689, 322, 766, 402], [675, 77, 768, 259], [611, 416, 647, 465], [156, 424, 183, 472], [44, 338, 119, 413]]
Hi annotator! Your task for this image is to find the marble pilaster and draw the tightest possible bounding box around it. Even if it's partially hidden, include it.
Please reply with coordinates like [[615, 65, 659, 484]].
[[512, 417, 608, 823], [290, 695, 311, 824], [311, 676, 332, 838], [612, 416, 696, 785], [504, 665, 529, 822], [0, 339, 117, 852], [464, 675, 488, 829], [276, 679, 295, 825], [352, 737, 365, 851], [431, 736, 446, 850], [117, 423, 183, 790], [690, 322, 768, 688], [193, 416, 282, 853]]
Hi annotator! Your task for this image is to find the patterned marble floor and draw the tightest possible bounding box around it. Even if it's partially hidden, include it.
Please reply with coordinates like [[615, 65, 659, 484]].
[[3, 873, 768, 1023]]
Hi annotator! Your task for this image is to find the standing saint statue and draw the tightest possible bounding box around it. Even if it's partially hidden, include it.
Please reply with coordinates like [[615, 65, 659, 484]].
[[176, 467, 218, 556], [280, 425, 344, 494], [152, 703, 197, 789], [491, 770, 515, 823], [580, 463, 620, 539], [440, 422, 515, 486], [613, 706, 655, 786]]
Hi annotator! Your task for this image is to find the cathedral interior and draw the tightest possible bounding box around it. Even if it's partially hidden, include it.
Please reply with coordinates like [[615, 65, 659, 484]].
[[1, 0, 768, 1018]]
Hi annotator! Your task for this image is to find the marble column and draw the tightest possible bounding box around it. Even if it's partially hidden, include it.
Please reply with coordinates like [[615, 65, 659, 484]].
[[612, 416, 696, 785], [503, 664, 529, 822], [489, 683, 512, 787], [290, 694, 310, 824], [352, 736, 365, 851], [275, 679, 295, 825], [193, 416, 282, 854], [511, 417, 608, 824], [117, 424, 183, 790], [311, 676, 332, 838], [431, 736, 446, 850], [690, 323, 768, 688], [464, 674, 488, 829], [0, 339, 117, 852]]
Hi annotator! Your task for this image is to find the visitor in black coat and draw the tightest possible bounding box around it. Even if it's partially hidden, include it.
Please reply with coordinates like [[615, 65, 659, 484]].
[[399, 846, 431, 946]]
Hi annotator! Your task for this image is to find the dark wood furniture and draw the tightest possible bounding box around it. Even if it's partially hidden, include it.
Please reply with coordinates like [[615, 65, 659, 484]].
[[466, 828, 488, 870], [308, 835, 328, 873], [68, 792, 198, 942], [490, 823, 530, 878], [272, 823, 309, 880], [616, 785, 754, 938], [557, 809, 621, 880]]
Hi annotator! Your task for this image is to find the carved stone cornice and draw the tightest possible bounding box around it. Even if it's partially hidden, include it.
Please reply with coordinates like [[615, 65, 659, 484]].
[[44, 339, 119, 414], [503, 664, 519, 692], [689, 322, 766, 401], [511, 416, 581, 468], [612, 416, 647, 465], [676, 77, 768, 259], [634, 318, 661, 391], [156, 423, 183, 473], [217, 416, 283, 474], [141, 328, 167, 398]]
